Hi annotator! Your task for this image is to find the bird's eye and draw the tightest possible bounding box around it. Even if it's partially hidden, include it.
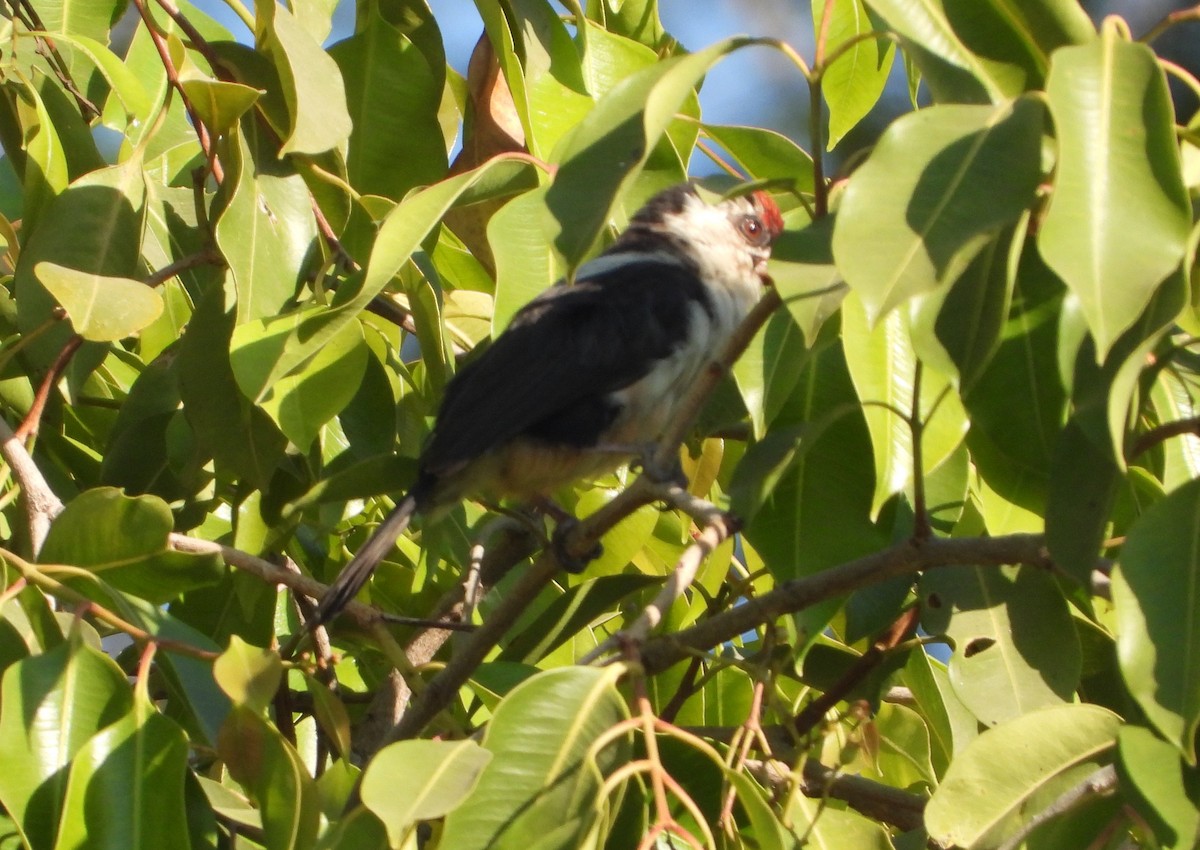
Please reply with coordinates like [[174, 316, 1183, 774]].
[[739, 216, 766, 244]]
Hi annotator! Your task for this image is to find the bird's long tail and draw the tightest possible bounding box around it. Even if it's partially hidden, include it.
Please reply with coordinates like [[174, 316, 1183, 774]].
[[311, 489, 422, 628]]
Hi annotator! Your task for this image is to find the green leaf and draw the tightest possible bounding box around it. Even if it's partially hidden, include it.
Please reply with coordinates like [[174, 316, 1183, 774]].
[[258, 3, 352, 156], [862, 0, 1027, 101], [330, 4, 447, 199], [733, 308, 812, 440], [579, 19, 660, 101], [19, 0, 126, 53], [1151, 367, 1200, 491], [832, 97, 1043, 322], [787, 792, 895, 848], [40, 488, 223, 604], [499, 574, 661, 663], [769, 216, 846, 344], [724, 772, 789, 850], [216, 129, 314, 325], [52, 698, 192, 850], [439, 667, 631, 850], [364, 157, 537, 317], [910, 222, 1019, 393], [30, 31, 153, 120], [490, 184, 559, 332], [218, 706, 320, 850], [233, 317, 369, 449], [360, 740, 492, 844], [841, 292, 968, 516], [1045, 418, 1121, 585], [502, 0, 592, 158], [701, 123, 815, 195], [177, 284, 288, 490], [926, 704, 1120, 849], [1113, 477, 1200, 762], [902, 648, 977, 777], [814, 0, 895, 149], [178, 78, 261, 135], [963, 260, 1068, 530], [735, 340, 885, 580], [15, 158, 147, 368], [546, 37, 756, 270], [1118, 724, 1200, 850], [920, 565, 1081, 726], [0, 80, 68, 239], [213, 636, 282, 715], [1039, 24, 1191, 359], [119, 598, 230, 747], [0, 638, 133, 850], [34, 262, 162, 341]]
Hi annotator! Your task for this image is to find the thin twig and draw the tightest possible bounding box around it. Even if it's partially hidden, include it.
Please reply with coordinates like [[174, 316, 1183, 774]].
[[130, 0, 224, 183], [1128, 415, 1200, 459], [792, 607, 919, 738], [15, 333, 82, 441], [2, 548, 219, 660], [1140, 3, 1200, 44], [169, 534, 471, 637], [13, 0, 100, 120], [144, 248, 224, 288]]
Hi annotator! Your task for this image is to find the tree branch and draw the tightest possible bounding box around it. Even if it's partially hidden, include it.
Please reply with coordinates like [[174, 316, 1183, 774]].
[[380, 552, 561, 743], [638, 534, 1051, 676], [995, 764, 1118, 850], [168, 534, 473, 637], [0, 413, 63, 555], [144, 248, 224, 288]]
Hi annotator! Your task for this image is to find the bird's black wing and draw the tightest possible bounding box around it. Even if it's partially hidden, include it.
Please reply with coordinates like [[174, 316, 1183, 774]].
[[420, 258, 713, 475]]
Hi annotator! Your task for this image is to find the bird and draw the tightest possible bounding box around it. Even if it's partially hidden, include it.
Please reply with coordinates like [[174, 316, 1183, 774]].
[[311, 183, 785, 628]]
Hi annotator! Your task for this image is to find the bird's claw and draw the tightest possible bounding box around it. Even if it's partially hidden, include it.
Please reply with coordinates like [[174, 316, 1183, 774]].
[[631, 444, 688, 489], [551, 517, 603, 574]]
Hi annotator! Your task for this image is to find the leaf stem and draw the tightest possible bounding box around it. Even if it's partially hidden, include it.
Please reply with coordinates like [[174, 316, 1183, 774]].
[[1139, 3, 1200, 44]]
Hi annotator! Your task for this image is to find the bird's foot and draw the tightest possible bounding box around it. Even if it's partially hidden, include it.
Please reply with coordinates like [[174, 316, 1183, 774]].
[[630, 443, 688, 489], [551, 516, 603, 574]]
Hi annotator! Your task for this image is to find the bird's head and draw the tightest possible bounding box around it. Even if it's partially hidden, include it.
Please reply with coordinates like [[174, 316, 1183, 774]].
[[613, 184, 785, 299]]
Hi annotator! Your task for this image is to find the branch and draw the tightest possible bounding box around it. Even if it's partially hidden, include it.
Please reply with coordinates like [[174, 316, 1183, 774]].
[[168, 534, 474, 636], [1, 548, 219, 660], [696, 726, 930, 834], [379, 552, 561, 743], [0, 412, 63, 555], [995, 764, 1118, 850], [1128, 416, 1200, 460], [14, 333, 82, 441], [130, 0, 224, 183], [13, 0, 100, 120], [791, 607, 920, 738], [582, 483, 738, 663], [144, 248, 224, 288], [638, 534, 1051, 676]]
